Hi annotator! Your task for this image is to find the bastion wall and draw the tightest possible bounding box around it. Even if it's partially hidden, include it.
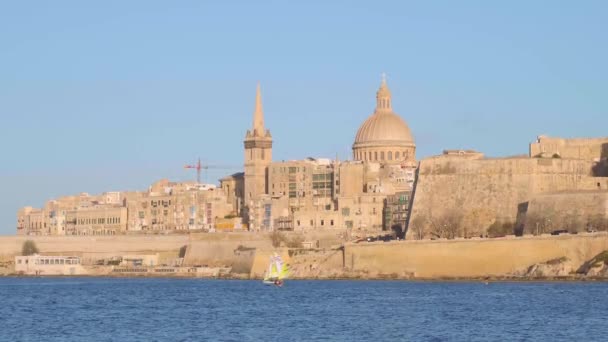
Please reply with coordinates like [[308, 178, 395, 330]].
[[345, 233, 608, 278], [407, 157, 608, 238]]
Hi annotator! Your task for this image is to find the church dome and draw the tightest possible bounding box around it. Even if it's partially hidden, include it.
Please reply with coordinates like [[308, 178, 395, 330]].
[[354, 111, 414, 147], [352, 77, 416, 164]]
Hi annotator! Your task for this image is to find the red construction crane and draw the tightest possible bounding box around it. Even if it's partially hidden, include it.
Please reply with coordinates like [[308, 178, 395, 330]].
[[184, 158, 205, 184], [184, 158, 239, 184]]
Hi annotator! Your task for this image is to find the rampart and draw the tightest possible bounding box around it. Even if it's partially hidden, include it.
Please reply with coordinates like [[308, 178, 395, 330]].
[[0, 235, 189, 259], [524, 192, 608, 233], [529, 136, 608, 160], [407, 157, 608, 238], [344, 233, 608, 278]]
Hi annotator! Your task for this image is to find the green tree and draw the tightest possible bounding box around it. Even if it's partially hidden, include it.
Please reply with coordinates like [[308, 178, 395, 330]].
[[22, 240, 39, 256]]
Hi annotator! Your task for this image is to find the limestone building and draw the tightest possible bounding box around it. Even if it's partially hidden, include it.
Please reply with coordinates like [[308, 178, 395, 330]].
[[17, 180, 233, 235], [530, 135, 608, 161], [243, 83, 272, 207], [237, 78, 417, 234], [353, 76, 416, 167]]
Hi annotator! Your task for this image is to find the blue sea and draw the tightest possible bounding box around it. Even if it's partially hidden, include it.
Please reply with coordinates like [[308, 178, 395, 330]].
[[1, 278, 607, 341]]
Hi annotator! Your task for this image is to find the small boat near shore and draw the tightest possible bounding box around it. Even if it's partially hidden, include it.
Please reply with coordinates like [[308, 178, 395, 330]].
[[263, 253, 288, 286]]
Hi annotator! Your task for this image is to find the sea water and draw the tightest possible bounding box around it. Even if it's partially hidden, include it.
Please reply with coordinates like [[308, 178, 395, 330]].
[[1, 278, 607, 341]]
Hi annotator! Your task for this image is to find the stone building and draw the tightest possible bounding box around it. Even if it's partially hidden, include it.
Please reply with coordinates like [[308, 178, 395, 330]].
[[126, 180, 232, 232], [530, 135, 608, 161], [17, 180, 232, 235], [383, 191, 411, 238], [236, 78, 417, 233], [352, 75, 416, 167], [243, 83, 272, 209]]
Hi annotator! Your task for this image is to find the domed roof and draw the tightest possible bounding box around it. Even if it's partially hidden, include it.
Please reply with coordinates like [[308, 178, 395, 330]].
[[354, 111, 414, 147], [353, 78, 415, 148]]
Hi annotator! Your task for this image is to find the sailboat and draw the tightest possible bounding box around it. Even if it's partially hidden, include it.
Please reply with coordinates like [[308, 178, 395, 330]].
[[263, 253, 289, 286]]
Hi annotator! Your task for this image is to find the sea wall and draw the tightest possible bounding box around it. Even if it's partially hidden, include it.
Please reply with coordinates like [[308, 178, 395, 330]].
[[344, 233, 608, 278], [407, 157, 608, 238], [0, 235, 189, 259], [184, 233, 271, 270], [4, 232, 608, 280]]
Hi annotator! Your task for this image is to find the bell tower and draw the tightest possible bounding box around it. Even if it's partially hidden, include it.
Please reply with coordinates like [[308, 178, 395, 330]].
[[244, 83, 272, 206]]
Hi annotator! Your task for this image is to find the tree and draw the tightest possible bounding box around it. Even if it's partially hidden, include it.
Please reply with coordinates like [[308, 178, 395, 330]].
[[524, 212, 554, 235], [22, 240, 39, 256], [409, 216, 426, 240], [524, 212, 542, 235], [430, 210, 463, 239], [487, 221, 514, 238], [587, 215, 608, 232]]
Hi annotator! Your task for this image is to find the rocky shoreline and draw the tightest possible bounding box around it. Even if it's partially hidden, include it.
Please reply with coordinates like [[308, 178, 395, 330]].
[[3, 272, 608, 282]]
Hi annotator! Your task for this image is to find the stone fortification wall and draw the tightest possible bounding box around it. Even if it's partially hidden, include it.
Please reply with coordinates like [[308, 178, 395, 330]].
[[344, 233, 608, 278], [183, 233, 271, 269], [407, 157, 603, 239], [530, 136, 608, 160], [0, 235, 189, 260], [523, 191, 608, 233]]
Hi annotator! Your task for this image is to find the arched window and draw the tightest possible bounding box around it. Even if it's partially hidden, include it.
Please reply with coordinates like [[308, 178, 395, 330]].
[[388, 151, 392, 160], [374, 151, 378, 160], [369, 152, 372, 160], [395, 151, 400, 160], [381, 151, 385, 160]]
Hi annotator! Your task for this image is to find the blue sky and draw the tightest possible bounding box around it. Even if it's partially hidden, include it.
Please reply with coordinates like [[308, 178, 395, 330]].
[[1, 1, 607, 234]]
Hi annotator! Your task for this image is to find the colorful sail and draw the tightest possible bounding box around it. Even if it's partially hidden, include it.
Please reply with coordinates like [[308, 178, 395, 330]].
[[264, 253, 288, 280]]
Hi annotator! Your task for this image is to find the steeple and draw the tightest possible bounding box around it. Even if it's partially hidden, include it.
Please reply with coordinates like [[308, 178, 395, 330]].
[[375, 73, 392, 112], [252, 82, 265, 136]]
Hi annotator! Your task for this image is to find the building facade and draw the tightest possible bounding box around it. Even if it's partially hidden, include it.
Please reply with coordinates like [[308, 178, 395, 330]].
[[239, 78, 417, 233], [17, 180, 233, 235]]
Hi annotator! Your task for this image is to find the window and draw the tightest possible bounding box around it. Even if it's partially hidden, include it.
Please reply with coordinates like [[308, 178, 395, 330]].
[[395, 151, 400, 160], [261, 148, 265, 160], [374, 151, 378, 160], [310, 220, 313, 226], [330, 220, 334, 226], [388, 151, 392, 160], [321, 220, 324, 226], [297, 220, 300, 226], [381, 151, 385, 160]]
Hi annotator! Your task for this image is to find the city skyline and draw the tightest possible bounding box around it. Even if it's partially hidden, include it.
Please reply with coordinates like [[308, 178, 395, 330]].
[[2, 1, 608, 234]]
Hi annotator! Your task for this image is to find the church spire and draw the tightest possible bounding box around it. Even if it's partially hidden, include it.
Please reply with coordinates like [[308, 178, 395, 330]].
[[375, 73, 392, 112], [252, 82, 265, 136]]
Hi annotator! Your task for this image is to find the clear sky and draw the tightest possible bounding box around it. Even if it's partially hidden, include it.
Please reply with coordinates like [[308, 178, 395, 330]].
[[1, 1, 607, 235]]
